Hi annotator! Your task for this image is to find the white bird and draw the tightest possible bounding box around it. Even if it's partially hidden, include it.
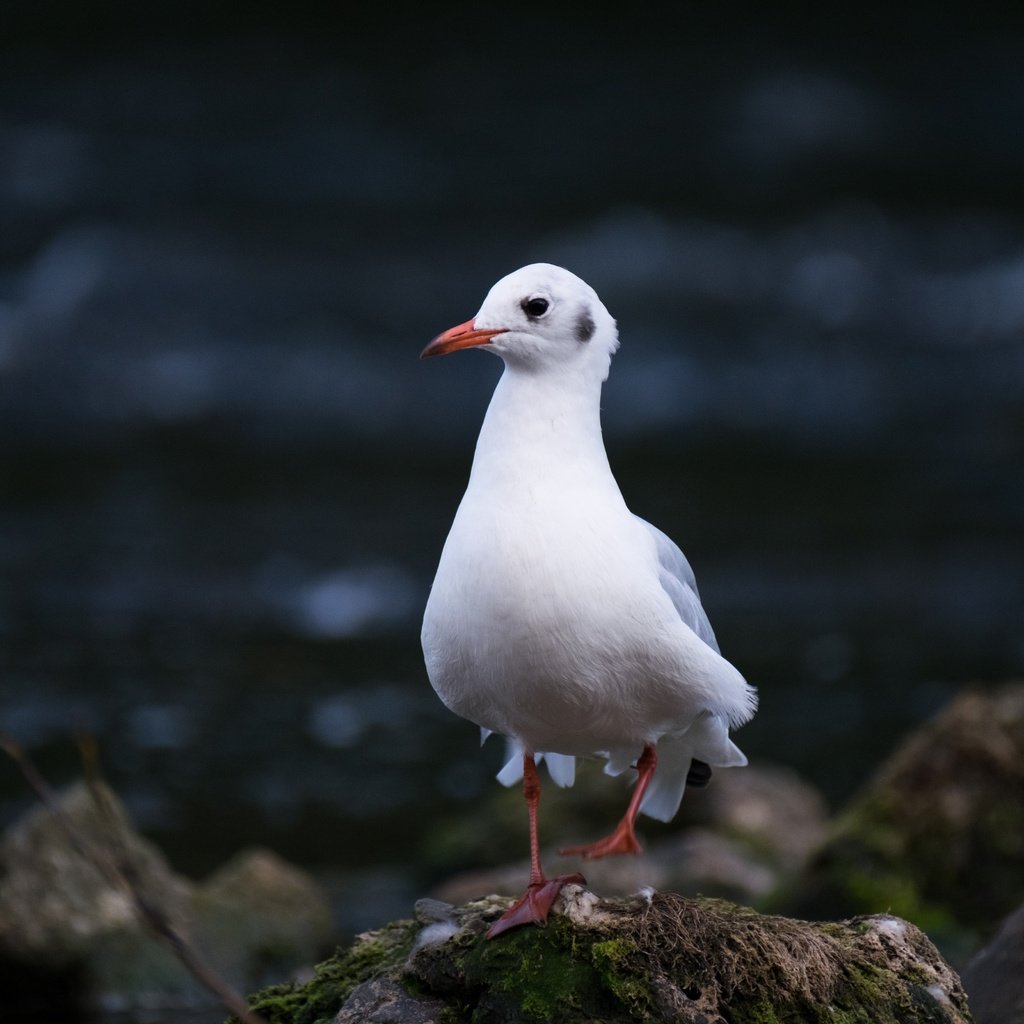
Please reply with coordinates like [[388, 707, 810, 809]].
[[420, 264, 756, 938]]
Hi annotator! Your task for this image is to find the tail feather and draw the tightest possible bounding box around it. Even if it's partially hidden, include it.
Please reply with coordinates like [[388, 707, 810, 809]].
[[639, 737, 695, 821], [640, 713, 749, 822], [489, 709, 747, 822], [494, 739, 577, 788]]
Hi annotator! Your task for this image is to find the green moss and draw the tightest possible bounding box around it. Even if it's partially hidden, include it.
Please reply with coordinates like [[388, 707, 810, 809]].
[[237, 919, 417, 1024], [590, 937, 655, 1020], [454, 916, 630, 1023], [727, 1000, 800, 1024], [839, 962, 892, 1011]]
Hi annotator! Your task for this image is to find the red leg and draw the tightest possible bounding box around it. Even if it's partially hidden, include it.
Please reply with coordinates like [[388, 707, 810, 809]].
[[486, 753, 586, 939], [559, 743, 657, 860]]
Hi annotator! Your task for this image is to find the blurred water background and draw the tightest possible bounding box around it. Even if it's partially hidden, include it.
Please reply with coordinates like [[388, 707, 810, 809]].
[[2, 4, 1023, 938]]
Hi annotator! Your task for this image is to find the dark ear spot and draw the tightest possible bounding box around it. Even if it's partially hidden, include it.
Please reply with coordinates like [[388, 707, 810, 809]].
[[575, 307, 595, 343]]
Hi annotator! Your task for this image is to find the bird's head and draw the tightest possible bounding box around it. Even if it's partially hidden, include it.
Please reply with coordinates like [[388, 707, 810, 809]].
[[421, 264, 619, 380]]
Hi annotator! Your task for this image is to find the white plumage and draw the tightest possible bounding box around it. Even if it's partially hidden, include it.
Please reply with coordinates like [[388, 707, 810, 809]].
[[420, 264, 756, 935]]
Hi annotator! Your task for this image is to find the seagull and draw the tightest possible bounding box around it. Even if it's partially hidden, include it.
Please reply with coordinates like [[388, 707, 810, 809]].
[[420, 264, 757, 939]]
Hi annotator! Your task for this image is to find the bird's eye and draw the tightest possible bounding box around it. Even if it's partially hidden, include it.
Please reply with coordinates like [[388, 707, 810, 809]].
[[521, 296, 549, 319]]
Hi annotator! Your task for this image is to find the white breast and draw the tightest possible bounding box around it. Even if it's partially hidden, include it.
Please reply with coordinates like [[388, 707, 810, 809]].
[[421, 469, 741, 756]]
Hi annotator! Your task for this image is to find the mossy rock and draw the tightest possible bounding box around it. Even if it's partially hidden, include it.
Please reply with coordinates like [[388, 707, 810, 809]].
[[0, 781, 333, 1014], [239, 887, 972, 1023], [787, 682, 1024, 963]]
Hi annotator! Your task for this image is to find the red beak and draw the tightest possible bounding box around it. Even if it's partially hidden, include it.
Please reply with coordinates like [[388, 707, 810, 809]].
[[421, 318, 508, 359]]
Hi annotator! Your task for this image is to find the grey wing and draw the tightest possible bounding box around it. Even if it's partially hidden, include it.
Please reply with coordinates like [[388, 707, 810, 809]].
[[636, 515, 720, 654]]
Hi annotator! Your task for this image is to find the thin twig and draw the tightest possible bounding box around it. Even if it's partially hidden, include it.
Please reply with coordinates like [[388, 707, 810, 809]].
[[1, 733, 268, 1024]]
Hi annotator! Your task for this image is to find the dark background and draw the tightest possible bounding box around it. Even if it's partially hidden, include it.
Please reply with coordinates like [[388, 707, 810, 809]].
[[2, 4, 1023, 935]]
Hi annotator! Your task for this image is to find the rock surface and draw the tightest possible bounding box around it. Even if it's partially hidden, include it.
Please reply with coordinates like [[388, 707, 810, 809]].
[[788, 681, 1024, 963], [241, 887, 973, 1024], [961, 900, 1024, 1024], [0, 781, 334, 1015]]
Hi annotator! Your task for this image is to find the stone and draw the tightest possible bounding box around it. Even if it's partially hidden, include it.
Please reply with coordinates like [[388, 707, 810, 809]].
[[240, 889, 974, 1023], [0, 781, 190, 965], [961, 901, 1024, 1024], [0, 780, 334, 1015], [336, 977, 446, 1023], [788, 681, 1024, 964]]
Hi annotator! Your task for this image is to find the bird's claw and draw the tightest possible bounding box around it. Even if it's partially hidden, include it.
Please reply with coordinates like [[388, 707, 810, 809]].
[[485, 873, 586, 939], [559, 823, 643, 860]]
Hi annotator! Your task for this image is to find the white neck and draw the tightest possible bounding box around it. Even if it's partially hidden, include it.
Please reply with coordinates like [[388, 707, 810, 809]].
[[467, 363, 616, 494]]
